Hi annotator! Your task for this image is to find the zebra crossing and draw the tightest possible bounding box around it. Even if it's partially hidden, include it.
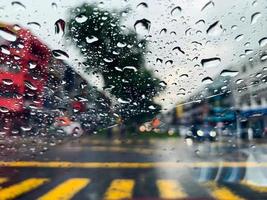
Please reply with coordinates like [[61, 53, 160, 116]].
[[0, 177, 266, 199]]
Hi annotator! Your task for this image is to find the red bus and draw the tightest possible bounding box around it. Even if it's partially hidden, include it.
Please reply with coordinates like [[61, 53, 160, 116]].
[[0, 23, 51, 133]]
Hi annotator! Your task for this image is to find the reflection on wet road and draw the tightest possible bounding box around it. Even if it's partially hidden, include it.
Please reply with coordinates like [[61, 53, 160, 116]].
[[0, 137, 267, 199]]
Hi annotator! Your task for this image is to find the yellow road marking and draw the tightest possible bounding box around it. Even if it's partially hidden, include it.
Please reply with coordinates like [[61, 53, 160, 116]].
[[241, 180, 267, 193], [205, 182, 244, 200], [38, 178, 90, 200], [104, 179, 135, 200], [156, 179, 187, 199], [0, 178, 8, 184], [0, 178, 48, 200], [0, 161, 266, 168]]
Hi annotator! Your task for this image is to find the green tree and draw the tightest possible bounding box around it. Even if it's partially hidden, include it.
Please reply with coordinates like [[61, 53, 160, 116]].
[[67, 3, 164, 126]]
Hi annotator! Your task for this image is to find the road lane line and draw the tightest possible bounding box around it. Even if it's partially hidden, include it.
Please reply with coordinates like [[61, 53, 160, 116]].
[[241, 180, 267, 193], [204, 182, 245, 200], [0, 178, 8, 184], [156, 179, 187, 199], [104, 179, 135, 200], [0, 178, 48, 200], [38, 178, 90, 200], [0, 161, 266, 168]]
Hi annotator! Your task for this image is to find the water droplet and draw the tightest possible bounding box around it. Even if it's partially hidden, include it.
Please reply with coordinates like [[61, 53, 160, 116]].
[[0, 27, 17, 42], [148, 105, 156, 110], [165, 60, 173, 65], [185, 137, 193, 146], [115, 67, 122, 71], [207, 21, 223, 36], [244, 42, 250, 47], [0, 107, 9, 113], [220, 69, 239, 77], [172, 46, 185, 54], [103, 58, 113, 63], [118, 98, 131, 104], [24, 81, 37, 90], [29, 61, 37, 69], [235, 34, 243, 41], [202, 77, 213, 84], [245, 49, 253, 55], [156, 58, 163, 64], [21, 126, 32, 131], [259, 37, 267, 47], [51, 2, 57, 9], [260, 54, 267, 61], [201, 1, 215, 12], [240, 16, 246, 22], [252, 0, 257, 6], [171, 6, 182, 17], [180, 74, 188, 78], [55, 19, 65, 35], [251, 12, 261, 25], [123, 66, 137, 72], [170, 31, 176, 36], [134, 18, 151, 35], [231, 25, 237, 30], [159, 81, 167, 87], [235, 79, 243, 84], [117, 42, 127, 48], [75, 14, 88, 23], [256, 73, 262, 78], [0, 45, 10, 55], [52, 49, 69, 60], [160, 28, 167, 35], [201, 57, 221, 68], [192, 41, 202, 46], [2, 79, 13, 85], [136, 2, 148, 9], [73, 128, 82, 137], [195, 19, 205, 25], [86, 36, 99, 44], [27, 22, 41, 30], [11, 1, 26, 9]]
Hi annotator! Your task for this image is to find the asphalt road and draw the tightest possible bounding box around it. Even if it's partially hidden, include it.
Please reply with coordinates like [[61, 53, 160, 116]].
[[1, 136, 267, 199]]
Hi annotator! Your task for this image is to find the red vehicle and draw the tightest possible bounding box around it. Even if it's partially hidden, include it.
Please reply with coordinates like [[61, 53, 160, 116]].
[[0, 23, 51, 133]]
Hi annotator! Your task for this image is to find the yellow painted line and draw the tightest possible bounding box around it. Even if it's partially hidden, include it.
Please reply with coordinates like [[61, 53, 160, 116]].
[[104, 179, 135, 200], [156, 179, 187, 199], [204, 182, 244, 200], [0, 178, 8, 184], [0, 178, 48, 200], [0, 161, 266, 168], [38, 178, 90, 200], [241, 180, 267, 193]]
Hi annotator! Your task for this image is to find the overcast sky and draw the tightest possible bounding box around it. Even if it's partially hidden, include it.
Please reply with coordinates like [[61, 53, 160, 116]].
[[0, 0, 266, 111]]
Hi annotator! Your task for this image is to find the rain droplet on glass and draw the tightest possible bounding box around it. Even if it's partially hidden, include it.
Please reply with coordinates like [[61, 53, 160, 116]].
[[55, 19, 65, 35], [52, 49, 69, 60], [201, 57, 221, 68], [134, 18, 151, 35]]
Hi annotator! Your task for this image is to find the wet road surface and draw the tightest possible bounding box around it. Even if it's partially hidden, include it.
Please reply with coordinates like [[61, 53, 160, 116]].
[[0, 136, 267, 199]]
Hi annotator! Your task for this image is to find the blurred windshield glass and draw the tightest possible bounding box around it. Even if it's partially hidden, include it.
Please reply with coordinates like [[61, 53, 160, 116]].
[[0, 0, 266, 145], [0, 0, 265, 142]]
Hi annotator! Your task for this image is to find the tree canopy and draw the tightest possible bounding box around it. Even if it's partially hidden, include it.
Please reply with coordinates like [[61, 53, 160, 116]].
[[67, 3, 164, 125]]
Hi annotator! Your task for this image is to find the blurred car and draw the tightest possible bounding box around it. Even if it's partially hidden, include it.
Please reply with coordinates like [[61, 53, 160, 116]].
[[53, 116, 83, 137], [189, 124, 217, 142]]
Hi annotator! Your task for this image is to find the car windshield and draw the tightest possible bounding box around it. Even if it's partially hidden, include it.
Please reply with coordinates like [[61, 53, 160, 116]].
[[0, 0, 266, 199]]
